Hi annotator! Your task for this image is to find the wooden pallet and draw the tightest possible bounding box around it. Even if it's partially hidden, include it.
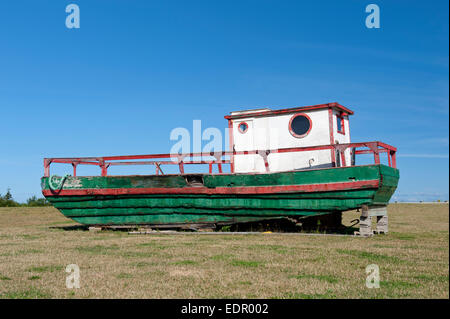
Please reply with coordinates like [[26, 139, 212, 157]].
[[354, 205, 388, 237]]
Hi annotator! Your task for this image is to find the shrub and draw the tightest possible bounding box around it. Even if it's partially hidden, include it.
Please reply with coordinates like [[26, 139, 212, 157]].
[[0, 189, 51, 207], [0, 189, 20, 207], [26, 196, 51, 207]]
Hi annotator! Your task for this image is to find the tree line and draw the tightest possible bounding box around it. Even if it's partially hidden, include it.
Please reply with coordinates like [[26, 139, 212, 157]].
[[0, 189, 51, 207]]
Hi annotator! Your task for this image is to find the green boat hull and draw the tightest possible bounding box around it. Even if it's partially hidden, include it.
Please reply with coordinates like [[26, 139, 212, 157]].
[[41, 164, 399, 226]]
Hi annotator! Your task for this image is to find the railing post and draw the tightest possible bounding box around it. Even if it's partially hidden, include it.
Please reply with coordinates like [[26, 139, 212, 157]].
[[213, 153, 223, 174], [99, 159, 108, 176], [374, 151, 380, 164], [72, 163, 78, 177], [178, 162, 184, 174], [177, 154, 185, 174], [44, 159, 51, 177], [367, 142, 381, 165], [391, 151, 397, 168], [351, 147, 356, 166], [230, 147, 236, 173], [340, 146, 347, 167]]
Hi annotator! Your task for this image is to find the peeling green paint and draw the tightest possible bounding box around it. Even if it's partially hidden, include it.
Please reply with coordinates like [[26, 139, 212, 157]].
[[42, 164, 399, 225]]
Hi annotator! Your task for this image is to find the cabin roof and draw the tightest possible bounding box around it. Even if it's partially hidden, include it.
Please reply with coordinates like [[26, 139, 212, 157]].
[[224, 102, 354, 120]]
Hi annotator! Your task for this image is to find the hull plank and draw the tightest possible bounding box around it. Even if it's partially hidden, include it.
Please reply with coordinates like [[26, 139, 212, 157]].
[[71, 214, 289, 226], [42, 164, 399, 226]]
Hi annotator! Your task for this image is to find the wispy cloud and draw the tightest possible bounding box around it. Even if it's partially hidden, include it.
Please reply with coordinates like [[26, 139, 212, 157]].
[[416, 137, 449, 146], [287, 42, 449, 69], [392, 192, 449, 202], [398, 154, 449, 159]]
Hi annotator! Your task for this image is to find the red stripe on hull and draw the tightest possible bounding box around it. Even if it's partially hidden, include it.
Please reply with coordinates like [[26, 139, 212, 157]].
[[43, 180, 379, 197]]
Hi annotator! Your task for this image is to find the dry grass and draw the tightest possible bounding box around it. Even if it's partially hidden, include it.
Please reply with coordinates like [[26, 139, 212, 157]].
[[0, 204, 448, 299]]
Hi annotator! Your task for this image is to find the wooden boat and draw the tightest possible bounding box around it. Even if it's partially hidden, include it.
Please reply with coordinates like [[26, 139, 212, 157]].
[[41, 103, 399, 232]]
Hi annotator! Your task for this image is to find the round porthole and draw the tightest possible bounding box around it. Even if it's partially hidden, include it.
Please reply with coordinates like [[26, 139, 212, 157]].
[[238, 122, 248, 134], [289, 113, 312, 138]]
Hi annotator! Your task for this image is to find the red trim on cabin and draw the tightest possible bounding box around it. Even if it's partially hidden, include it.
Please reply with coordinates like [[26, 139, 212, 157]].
[[288, 113, 312, 138], [42, 179, 379, 197], [238, 122, 249, 134], [337, 113, 345, 135], [328, 108, 336, 166], [228, 119, 235, 173], [224, 102, 354, 120]]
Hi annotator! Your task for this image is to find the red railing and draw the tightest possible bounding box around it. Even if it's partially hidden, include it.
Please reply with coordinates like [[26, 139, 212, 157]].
[[43, 141, 397, 177]]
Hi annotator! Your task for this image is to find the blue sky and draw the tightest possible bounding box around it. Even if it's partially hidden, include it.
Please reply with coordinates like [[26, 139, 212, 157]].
[[0, 0, 448, 202]]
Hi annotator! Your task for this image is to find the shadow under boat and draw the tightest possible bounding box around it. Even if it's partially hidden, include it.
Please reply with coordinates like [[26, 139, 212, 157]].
[[49, 214, 360, 235]]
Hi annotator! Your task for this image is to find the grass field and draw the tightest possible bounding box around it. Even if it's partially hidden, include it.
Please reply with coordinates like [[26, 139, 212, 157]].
[[0, 204, 448, 299]]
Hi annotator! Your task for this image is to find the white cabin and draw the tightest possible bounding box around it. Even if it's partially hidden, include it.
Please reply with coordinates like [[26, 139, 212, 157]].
[[225, 102, 353, 173]]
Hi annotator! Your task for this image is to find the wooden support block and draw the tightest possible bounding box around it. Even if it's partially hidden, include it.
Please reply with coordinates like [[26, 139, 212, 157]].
[[375, 215, 388, 234], [88, 226, 102, 232], [358, 215, 373, 237], [356, 205, 388, 237], [360, 205, 369, 217]]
